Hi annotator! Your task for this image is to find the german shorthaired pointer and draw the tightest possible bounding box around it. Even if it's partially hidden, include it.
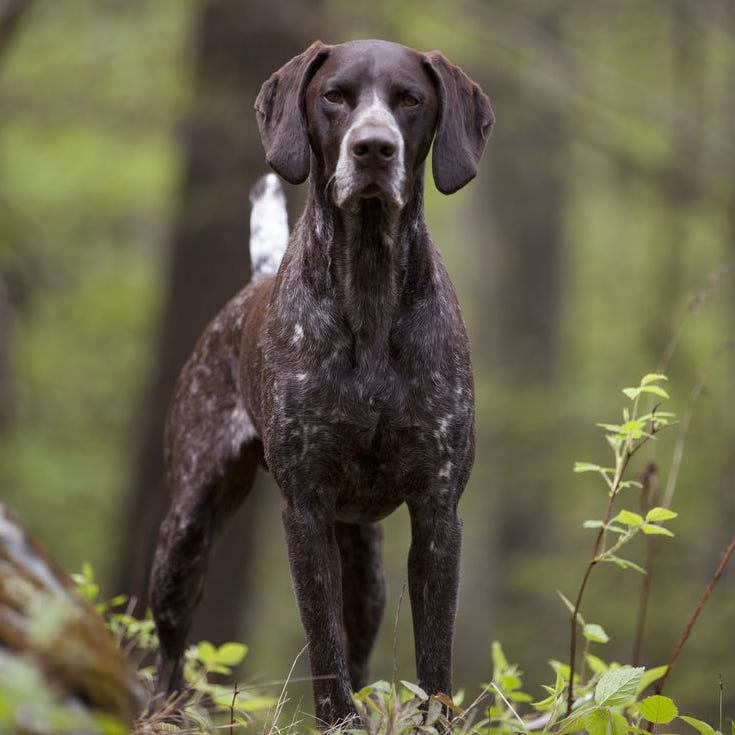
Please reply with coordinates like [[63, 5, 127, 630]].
[[149, 39, 493, 728]]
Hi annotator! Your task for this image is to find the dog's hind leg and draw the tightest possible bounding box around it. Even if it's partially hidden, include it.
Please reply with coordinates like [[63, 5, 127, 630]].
[[336, 522, 386, 690], [149, 439, 261, 695], [148, 310, 263, 695]]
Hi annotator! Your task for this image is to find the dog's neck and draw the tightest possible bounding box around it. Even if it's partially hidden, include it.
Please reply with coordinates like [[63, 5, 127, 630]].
[[306, 171, 426, 361]]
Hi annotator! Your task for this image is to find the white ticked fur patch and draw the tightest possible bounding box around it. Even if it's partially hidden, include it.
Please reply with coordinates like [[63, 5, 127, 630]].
[[229, 404, 257, 453], [291, 323, 304, 345], [249, 173, 289, 280]]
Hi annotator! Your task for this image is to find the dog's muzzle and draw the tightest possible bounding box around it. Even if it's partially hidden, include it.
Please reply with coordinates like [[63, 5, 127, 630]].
[[333, 100, 406, 210]]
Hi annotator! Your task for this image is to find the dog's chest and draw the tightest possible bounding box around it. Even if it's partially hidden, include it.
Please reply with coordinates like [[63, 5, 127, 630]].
[[263, 341, 473, 522]]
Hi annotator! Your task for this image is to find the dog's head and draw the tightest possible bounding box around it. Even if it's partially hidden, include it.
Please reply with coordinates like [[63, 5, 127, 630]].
[[255, 39, 494, 211]]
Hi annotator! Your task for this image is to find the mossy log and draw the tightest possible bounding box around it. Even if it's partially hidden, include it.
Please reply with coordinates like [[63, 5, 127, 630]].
[[0, 502, 144, 730]]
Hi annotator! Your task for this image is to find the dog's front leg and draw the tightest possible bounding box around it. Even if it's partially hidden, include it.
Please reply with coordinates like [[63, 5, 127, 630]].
[[406, 496, 462, 698], [282, 502, 358, 729]]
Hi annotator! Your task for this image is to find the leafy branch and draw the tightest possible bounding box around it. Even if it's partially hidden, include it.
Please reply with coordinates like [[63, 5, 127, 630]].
[[565, 374, 676, 716]]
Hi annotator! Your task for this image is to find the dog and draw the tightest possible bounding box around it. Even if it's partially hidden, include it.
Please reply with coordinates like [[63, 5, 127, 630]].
[[149, 39, 493, 728]]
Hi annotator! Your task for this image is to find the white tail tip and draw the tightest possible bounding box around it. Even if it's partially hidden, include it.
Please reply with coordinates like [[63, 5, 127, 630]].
[[249, 173, 288, 280]]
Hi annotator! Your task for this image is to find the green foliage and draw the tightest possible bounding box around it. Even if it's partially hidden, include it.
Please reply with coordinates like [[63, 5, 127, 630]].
[[3, 374, 731, 735]]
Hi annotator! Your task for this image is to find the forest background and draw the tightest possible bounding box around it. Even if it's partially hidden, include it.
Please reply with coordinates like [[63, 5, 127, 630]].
[[0, 0, 733, 724]]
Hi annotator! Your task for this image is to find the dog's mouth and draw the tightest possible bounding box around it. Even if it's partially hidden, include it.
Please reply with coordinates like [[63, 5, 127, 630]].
[[357, 181, 384, 199], [333, 174, 405, 212]]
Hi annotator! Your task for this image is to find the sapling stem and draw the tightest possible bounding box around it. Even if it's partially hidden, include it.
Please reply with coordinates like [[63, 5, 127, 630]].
[[655, 536, 735, 699], [566, 420, 658, 716]]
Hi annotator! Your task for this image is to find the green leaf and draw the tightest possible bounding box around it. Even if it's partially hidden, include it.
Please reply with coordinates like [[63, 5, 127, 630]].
[[233, 695, 277, 712], [531, 693, 557, 711], [641, 373, 668, 386], [583, 623, 610, 644], [645, 507, 678, 523], [622, 387, 640, 400], [574, 462, 611, 474], [584, 519, 627, 535], [637, 695, 678, 724], [641, 523, 674, 537], [425, 696, 443, 726], [606, 435, 622, 451], [680, 716, 718, 735], [549, 660, 574, 683], [637, 665, 669, 693], [491, 641, 509, 673], [603, 556, 647, 574], [195, 640, 217, 665], [353, 685, 376, 701], [401, 680, 428, 701], [621, 424, 651, 440], [640, 385, 670, 399], [584, 707, 629, 735], [215, 642, 248, 666], [557, 591, 585, 626], [499, 672, 523, 692], [616, 510, 644, 526], [508, 691, 534, 703], [585, 653, 608, 675], [594, 667, 645, 706]]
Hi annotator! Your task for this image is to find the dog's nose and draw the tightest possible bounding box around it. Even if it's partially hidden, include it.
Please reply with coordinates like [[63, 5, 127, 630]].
[[351, 126, 397, 167]]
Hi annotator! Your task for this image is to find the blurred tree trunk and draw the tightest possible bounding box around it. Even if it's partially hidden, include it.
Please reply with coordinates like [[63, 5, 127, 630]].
[[464, 17, 568, 679], [115, 0, 325, 646], [642, 1, 707, 366], [486, 79, 566, 610], [0, 0, 31, 60], [0, 276, 11, 432], [0, 0, 33, 432]]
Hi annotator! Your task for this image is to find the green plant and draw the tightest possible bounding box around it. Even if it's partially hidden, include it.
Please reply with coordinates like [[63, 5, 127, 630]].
[[447, 373, 733, 735], [8, 373, 731, 735], [71, 564, 278, 734], [564, 373, 677, 715]]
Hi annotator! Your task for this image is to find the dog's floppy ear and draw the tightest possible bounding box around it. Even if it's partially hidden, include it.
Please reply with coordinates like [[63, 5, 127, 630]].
[[423, 51, 494, 195], [255, 41, 331, 184]]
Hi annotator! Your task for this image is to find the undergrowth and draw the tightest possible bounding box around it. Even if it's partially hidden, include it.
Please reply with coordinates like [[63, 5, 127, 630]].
[[3, 372, 733, 735]]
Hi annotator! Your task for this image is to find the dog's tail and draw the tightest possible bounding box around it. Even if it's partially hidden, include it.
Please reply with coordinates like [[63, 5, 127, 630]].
[[249, 173, 289, 281]]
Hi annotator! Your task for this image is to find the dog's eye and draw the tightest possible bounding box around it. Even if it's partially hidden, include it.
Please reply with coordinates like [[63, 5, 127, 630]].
[[324, 90, 344, 104], [401, 94, 420, 108]]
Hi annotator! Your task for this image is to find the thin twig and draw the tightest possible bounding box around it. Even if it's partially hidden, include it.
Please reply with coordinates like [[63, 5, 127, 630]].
[[655, 536, 735, 698], [267, 645, 308, 734], [491, 681, 529, 734], [391, 578, 407, 686], [632, 462, 660, 666], [229, 681, 239, 733]]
